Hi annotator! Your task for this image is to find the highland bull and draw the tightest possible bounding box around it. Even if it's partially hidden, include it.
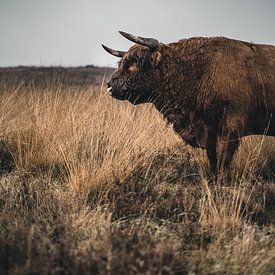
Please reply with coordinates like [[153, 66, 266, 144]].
[[102, 31, 275, 177]]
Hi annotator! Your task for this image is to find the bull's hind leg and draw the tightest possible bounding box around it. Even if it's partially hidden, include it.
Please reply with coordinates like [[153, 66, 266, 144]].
[[214, 108, 243, 180], [206, 132, 240, 180], [268, 112, 275, 136], [216, 133, 240, 179], [206, 146, 217, 175]]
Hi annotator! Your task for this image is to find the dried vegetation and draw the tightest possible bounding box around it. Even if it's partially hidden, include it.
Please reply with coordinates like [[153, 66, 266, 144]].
[[0, 75, 274, 274]]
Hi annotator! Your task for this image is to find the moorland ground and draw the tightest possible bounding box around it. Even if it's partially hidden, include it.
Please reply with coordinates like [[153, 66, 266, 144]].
[[0, 67, 275, 274]]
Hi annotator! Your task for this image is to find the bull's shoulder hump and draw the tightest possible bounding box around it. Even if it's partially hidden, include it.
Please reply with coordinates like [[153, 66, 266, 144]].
[[169, 36, 274, 51]]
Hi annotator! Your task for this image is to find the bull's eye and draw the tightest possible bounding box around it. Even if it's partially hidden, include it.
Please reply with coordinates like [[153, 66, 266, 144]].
[[128, 63, 138, 74]]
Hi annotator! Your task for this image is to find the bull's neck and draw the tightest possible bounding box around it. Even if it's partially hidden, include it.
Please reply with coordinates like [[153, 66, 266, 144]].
[[151, 59, 195, 118], [151, 43, 209, 118]]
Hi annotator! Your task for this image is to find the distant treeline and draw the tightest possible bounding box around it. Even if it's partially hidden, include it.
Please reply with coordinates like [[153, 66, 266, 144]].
[[0, 65, 114, 88]]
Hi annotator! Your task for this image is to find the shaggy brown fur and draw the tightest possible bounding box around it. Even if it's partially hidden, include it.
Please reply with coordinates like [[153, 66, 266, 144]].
[[105, 36, 275, 176]]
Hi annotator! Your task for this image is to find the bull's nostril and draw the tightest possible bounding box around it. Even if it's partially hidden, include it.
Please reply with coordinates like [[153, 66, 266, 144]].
[[107, 87, 113, 95]]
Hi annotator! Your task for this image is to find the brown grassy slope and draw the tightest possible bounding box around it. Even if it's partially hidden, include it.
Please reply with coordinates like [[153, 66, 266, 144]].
[[0, 79, 275, 274]]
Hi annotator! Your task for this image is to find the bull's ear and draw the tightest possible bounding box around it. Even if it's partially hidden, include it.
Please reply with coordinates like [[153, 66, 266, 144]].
[[150, 51, 162, 67]]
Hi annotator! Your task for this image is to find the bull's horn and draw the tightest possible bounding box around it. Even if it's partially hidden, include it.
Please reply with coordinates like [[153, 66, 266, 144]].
[[119, 31, 159, 49], [101, 44, 126, 58]]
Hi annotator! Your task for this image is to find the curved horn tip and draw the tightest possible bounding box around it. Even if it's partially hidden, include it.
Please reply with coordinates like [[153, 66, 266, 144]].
[[119, 31, 159, 48], [118, 31, 139, 42], [101, 44, 125, 58], [118, 31, 130, 37]]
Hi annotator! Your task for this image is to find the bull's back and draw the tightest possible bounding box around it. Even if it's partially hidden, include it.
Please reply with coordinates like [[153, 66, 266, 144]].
[[248, 44, 275, 135], [206, 38, 275, 135], [249, 44, 275, 109], [168, 37, 275, 136]]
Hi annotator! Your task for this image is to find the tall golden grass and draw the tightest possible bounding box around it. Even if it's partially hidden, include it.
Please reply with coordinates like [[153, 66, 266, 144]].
[[1, 82, 179, 188], [0, 80, 274, 274]]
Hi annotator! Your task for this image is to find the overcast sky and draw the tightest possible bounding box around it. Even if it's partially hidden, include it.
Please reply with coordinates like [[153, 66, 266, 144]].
[[1, 0, 275, 67]]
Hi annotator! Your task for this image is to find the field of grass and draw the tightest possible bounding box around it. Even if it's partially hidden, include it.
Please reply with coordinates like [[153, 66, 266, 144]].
[[0, 76, 275, 274]]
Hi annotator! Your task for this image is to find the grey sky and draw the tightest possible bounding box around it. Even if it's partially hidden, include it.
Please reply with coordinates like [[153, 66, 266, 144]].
[[1, 0, 274, 67]]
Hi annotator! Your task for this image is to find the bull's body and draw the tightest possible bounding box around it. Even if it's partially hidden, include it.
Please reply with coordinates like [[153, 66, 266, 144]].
[[103, 34, 275, 176]]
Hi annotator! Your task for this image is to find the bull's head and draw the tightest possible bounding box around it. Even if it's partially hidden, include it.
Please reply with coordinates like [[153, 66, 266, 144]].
[[102, 31, 163, 105]]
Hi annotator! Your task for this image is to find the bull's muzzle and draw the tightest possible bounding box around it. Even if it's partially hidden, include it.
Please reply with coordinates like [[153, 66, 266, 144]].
[[107, 86, 113, 96], [107, 82, 114, 96], [106, 82, 126, 100]]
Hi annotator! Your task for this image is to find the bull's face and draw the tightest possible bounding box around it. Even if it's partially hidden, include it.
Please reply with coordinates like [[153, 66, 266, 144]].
[[102, 31, 162, 105], [107, 46, 162, 104]]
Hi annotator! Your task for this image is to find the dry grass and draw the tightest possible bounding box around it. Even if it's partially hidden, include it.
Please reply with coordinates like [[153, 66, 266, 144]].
[[0, 80, 274, 274]]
